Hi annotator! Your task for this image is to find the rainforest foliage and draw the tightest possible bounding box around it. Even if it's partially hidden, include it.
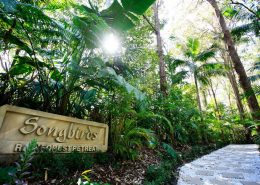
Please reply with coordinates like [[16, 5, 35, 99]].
[[0, 0, 259, 183]]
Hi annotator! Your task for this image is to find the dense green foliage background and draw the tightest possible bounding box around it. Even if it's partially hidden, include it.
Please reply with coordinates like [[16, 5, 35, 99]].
[[0, 0, 258, 159], [0, 0, 259, 183]]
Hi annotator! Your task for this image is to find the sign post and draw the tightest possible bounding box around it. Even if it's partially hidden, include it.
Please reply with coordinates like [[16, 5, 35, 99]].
[[0, 105, 108, 154]]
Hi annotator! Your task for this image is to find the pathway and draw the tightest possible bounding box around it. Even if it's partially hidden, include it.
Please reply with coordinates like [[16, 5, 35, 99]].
[[177, 144, 260, 185]]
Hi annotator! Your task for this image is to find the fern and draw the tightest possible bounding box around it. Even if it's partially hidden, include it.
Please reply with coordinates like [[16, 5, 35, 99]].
[[162, 142, 180, 160], [112, 117, 157, 160]]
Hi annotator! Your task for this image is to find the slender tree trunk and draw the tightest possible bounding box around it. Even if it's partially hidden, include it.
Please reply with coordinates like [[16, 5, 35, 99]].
[[202, 89, 208, 108], [229, 73, 245, 117], [209, 80, 221, 119], [222, 52, 245, 119], [226, 67, 252, 142], [207, 0, 260, 131], [194, 73, 202, 112], [223, 53, 253, 142], [227, 88, 233, 110], [153, 2, 167, 96]]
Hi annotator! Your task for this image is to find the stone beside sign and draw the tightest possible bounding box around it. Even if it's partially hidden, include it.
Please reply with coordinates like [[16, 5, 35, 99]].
[[0, 105, 108, 154]]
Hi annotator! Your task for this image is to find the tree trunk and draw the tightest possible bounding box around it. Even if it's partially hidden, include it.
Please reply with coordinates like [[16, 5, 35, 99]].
[[229, 72, 245, 117], [194, 73, 202, 112], [223, 53, 253, 142], [209, 80, 221, 119], [222, 51, 245, 119], [153, 2, 167, 96], [227, 88, 233, 110], [202, 89, 208, 108], [207, 0, 260, 131]]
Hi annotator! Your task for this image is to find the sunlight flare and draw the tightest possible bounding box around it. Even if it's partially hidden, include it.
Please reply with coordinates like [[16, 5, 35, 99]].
[[102, 33, 121, 54]]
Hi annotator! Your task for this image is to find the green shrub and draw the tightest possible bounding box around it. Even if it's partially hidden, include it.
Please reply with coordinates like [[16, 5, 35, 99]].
[[9, 139, 37, 184], [112, 118, 156, 160], [31, 149, 65, 178], [181, 145, 220, 162], [31, 150, 95, 179], [253, 134, 260, 144], [144, 161, 173, 185], [0, 167, 16, 184], [94, 152, 113, 165], [63, 151, 95, 171]]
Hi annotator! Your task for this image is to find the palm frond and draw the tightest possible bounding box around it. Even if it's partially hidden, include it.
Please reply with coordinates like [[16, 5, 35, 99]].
[[170, 71, 188, 85], [196, 63, 226, 85], [231, 22, 260, 41], [196, 73, 210, 86], [194, 50, 216, 62], [249, 74, 260, 83], [197, 63, 226, 76], [172, 59, 188, 67], [250, 61, 260, 72], [186, 38, 200, 57]]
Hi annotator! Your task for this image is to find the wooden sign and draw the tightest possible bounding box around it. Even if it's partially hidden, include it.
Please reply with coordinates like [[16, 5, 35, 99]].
[[0, 105, 108, 153]]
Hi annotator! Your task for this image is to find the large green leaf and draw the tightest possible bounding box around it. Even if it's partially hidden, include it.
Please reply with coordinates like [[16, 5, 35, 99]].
[[121, 0, 155, 15], [82, 89, 97, 103], [101, 0, 138, 31], [72, 9, 109, 48], [9, 64, 34, 76], [82, 0, 154, 32], [50, 68, 63, 81], [9, 56, 51, 76], [4, 34, 33, 55], [99, 67, 145, 100]]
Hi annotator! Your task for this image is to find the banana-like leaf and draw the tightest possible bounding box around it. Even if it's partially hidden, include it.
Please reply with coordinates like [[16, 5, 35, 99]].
[[99, 67, 145, 101], [9, 56, 51, 76], [121, 0, 155, 15], [9, 63, 34, 76], [3, 34, 33, 55], [76, 0, 155, 32], [101, 0, 137, 31]]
